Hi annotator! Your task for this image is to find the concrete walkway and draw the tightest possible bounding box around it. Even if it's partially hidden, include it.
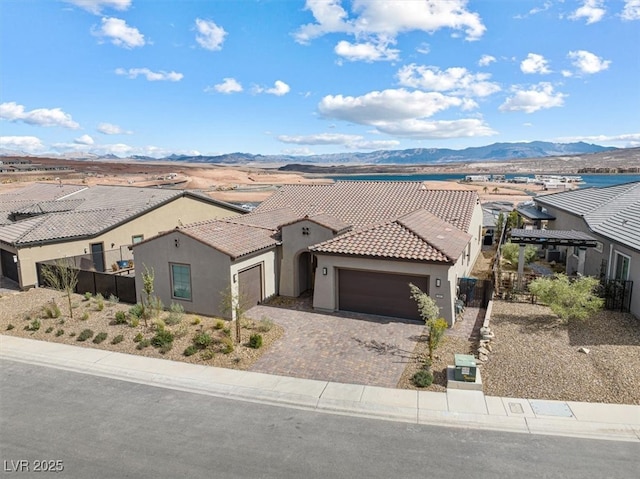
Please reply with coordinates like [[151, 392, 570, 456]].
[[246, 305, 424, 388], [2, 335, 638, 443]]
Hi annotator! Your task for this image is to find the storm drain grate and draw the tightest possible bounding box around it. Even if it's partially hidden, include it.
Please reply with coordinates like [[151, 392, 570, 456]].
[[529, 400, 573, 417]]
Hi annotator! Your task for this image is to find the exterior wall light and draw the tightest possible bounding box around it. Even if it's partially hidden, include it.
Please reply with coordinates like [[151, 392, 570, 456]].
[[322, 267, 327, 275], [435, 278, 441, 287]]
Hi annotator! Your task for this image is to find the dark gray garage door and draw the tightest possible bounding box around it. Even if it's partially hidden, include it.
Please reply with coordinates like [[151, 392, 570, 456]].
[[338, 269, 428, 321], [1, 249, 19, 283], [238, 264, 262, 308]]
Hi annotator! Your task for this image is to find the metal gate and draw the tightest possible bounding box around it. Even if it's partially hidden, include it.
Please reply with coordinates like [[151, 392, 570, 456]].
[[600, 279, 633, 313], [458, 278, 493, 308]]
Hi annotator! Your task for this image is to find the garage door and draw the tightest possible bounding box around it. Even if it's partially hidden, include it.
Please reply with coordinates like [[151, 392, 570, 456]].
[[1, 249, 19, 283], [338, 269, 428, 321], [238, 264, 262, 308]]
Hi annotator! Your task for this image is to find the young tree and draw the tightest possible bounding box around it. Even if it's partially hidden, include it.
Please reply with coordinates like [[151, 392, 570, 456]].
[[409, 283, 448, 362], [40, 258, 79, 319], [141, 265, 155, 328], [220, 286, 251, 344], [501, 241, 537, 267], [528, 274, 604, 322]]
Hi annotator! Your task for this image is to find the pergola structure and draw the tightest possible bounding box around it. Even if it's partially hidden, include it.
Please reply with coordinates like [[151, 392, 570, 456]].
[[509, 228, 599, 282]]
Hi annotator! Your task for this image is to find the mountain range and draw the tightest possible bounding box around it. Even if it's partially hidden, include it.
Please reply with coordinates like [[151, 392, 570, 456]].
[[0, 141, 617, 166]]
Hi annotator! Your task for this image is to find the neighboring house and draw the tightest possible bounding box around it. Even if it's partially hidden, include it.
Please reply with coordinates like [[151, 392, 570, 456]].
[[0, 183, 246, 289], [134, 182, 483, 325], [534, 181, 640, 318]]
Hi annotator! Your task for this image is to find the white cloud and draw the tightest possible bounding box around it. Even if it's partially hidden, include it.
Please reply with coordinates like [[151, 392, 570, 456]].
[[396, 64, 501, 97], [0, 136, 44, 152], [206, 78, 243, 94], [94, 17, 145, 48], [294, 0, 486, 62], [115, 68, 183, 81], [0, 102, 80, 129], [555, 132, 640, 147], [255, 80, 290, 96], [416, 43, 430, 55], [195, 18, 227, 51], [621, 0, 640, 20], [520, 53, 551, 74], [97, 122, 131, 135], [375, 118, 496, 139], [74, 134, 94, 145], [318, 89, 464, 124], [334, 40, 399, 62], [64, 0, 131, 15], [499, 82, 566, 113], [568, 50, 611, 74], [278, 132, 399, 150], [570, 0, 606, 24], [478, 54, 496, 67], [281, 147, 315, 156]]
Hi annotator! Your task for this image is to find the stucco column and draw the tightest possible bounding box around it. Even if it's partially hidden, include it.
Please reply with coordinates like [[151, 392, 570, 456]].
[[577, 247, 586, 276]]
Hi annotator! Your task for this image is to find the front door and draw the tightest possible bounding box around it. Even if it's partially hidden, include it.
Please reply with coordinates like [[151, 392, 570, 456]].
[[90, 242, 105, 272]]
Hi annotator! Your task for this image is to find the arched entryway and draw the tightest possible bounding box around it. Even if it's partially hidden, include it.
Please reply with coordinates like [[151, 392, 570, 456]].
[[297, 251, 314, 295]]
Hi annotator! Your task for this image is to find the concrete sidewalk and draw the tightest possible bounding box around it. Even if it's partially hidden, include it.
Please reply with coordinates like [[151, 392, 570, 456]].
[[1, 335, 638, 442]]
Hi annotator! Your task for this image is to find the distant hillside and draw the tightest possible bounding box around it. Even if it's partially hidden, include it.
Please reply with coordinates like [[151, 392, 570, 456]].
[[150, 141, 615, 166]]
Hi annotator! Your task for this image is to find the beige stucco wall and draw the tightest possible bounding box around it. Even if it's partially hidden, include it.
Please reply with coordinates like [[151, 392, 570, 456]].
[[312, 255, 456, 325], [134, 231, 278, 320], [280, 220, 335, 297], [13, 196, 241, 288]]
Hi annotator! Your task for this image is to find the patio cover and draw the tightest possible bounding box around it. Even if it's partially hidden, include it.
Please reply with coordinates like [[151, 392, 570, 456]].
[[510, 228, 598, 247]]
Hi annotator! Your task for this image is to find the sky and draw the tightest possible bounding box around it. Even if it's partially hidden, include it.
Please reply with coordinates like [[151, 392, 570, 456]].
[[1, 0, 639, 158]]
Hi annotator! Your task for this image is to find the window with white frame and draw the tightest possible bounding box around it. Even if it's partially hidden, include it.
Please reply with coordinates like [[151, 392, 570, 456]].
[[613, 252, 630, 281], [132, 234, 144, 244], [171, 263, 192, 300]]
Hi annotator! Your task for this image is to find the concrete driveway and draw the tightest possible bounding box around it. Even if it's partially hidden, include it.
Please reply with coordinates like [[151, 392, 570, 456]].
[[246, 303, 426, 388]]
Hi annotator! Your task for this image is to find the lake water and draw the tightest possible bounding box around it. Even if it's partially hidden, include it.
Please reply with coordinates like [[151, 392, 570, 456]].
[[327, 173, 640, 189]]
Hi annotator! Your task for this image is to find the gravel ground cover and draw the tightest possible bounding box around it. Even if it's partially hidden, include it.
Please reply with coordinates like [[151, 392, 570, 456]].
[[0, 288, 282, 370], [482, 300, 640, 405]]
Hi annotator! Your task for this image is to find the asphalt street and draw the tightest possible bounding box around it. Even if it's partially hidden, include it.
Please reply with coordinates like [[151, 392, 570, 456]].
[[1, 360, 638, 479]]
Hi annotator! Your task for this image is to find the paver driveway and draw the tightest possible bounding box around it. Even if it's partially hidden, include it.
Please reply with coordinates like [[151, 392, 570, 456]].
[[246, 303, 426, 388]]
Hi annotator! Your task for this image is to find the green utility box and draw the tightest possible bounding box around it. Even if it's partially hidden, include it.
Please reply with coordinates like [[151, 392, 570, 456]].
[[454, 354, 477, 382]]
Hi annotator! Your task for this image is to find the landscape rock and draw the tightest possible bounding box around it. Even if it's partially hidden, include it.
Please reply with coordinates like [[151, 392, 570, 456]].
[[578, 347, 590, 354], [478, 346, 490, 356]]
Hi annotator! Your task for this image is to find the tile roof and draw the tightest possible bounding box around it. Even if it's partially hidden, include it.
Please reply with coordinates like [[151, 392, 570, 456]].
[[254, 182, 478, 231], [310, 209, 471, 263], [278, 212, 352, 234], [178, 219, 278, 259], [231, 207, 301, 230], [0, 184, 245, 246], [535, 181, 640, 251]]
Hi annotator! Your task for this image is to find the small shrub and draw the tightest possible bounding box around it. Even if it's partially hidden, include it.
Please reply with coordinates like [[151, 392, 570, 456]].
[[45, 326, 54, 334], [84, 292, 93, 301], [69, 332, 76, 337], [153, 318, 166, 332], [108, 294, 119, 304], [166, 302, 184, 326], [191, 316, 201, 326], [222, 327, 231, 337], [95, 297, 104, 311], [26, 319, 41, 332], [133, 332, 144, 343], [6, 324, 15, 331], [136, 338, 151, 350], [114, 311, 127, 324], [214, 319, 225, 330], [151, 329, 174, 348], [174, 324, 189, 339], [77, 329, 94, 342], [249, 334, 263, 349], [412, 369, 434, 388], [159, 343, 173, 355], [193, 332, 212, 348], [55, 329, 64, 337], [257, 318, 273, 333], [111, 334, 124, 345], [184, 345, 198, 357], [81, 312, 89, 321], [200, 349, 214, 360], [43, 302, 61, 319], [130, 317, 140, 328], [58, 318, 65, 325], [93, 332, 108, 344], [129, 303, 144, 318], [221, 337, 234, 354]]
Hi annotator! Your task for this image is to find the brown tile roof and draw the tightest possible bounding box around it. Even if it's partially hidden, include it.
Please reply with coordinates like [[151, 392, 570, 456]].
[[254, 182, 478, 231], [278, 212, 352, 233], [310, 208, 471, 263], [230, 207, 300, 230], [178, 219, 278, 259]]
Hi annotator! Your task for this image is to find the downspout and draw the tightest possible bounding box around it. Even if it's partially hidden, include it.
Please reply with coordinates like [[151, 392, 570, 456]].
[[607, 242, 613, 280]]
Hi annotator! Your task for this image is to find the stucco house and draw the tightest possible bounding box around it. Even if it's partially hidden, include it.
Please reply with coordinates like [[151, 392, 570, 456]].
[[0, 183, 246, 289], [533, 181, 640, 317], [133, 182, 483, 325]]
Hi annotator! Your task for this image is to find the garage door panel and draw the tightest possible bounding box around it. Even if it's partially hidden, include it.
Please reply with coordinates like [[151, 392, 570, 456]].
[[338, 269, 427, 321], [238, 264, 262, 307]]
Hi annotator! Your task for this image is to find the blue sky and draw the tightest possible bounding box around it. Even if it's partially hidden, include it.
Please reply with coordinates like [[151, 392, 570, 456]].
[[1, 0, 639, 158]]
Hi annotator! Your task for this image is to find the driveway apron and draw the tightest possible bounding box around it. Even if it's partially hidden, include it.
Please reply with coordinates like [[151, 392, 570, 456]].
[[246, 304, 425, 388]]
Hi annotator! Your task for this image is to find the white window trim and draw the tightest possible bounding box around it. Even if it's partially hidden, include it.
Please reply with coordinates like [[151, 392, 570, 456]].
[[613, 251, 631, 281]]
